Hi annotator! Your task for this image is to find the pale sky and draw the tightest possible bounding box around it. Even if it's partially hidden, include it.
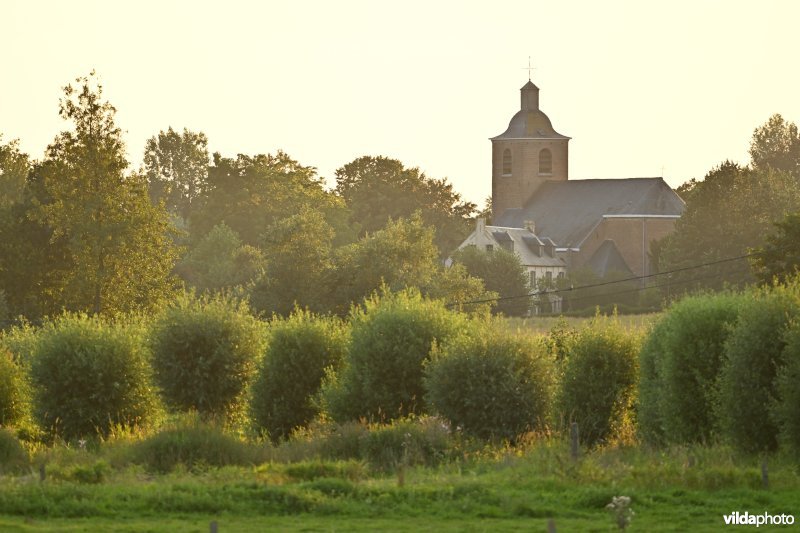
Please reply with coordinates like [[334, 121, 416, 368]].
[[3, 0, 799, 206]]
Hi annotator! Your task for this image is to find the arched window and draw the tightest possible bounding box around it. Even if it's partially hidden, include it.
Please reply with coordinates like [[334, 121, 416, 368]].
[[502, 149, 512, 175], [539, 148, 552, 174]]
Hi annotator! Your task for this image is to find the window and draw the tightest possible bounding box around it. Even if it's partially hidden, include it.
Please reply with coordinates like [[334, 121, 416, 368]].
[[545, 271, 553, 286], [530, 271, 537, 287], [539, 148, 552, 174], [502, 149, 512, 175], [557, 271, 565, 280], [486, 244, 494, 252]]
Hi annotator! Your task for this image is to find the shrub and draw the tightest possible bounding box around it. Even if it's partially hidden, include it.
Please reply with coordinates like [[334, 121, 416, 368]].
[[0, 427, 28, 473], [0, 347, 32, 429], [321, 289, 466, 422], [638, 293, 743, 445], [558, 316, 641, 447], [131, 414, 255, 473], [718, 283, 800, 453], [251, 310, 348, 441], [150, 293, 265, 423], [775, 323, 800, 456], [424, 324, 555, 440], [359, 416, 452, 471], [30, 314, 160, 440]]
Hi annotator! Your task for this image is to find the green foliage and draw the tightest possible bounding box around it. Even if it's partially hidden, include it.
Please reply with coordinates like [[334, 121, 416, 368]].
[[359, 417, 451, 471], [177, 223, 264, 292], [38, 73, 180, 315], [322, 289, 466, 422], [0, 290, 8, 328], [774, 322, 800, 456], [660, 161, 800, 293], [558, 316, 640, 447], [751, 213, 800, 285], [251, 310, 348, 441], [0, 427, 28, 473], [143, 127, 209, 218], [192, 151, 339, 246], [131, 415, 254, 473], [749, 113, 800, 178], [249, 208, 335, 316], [424, 324, 555, 440], [150, 293, 265, 422], [638, 293, 743, 445], [450, 246, 529, 316], [718, 283, 800, 453], [0, 136, 30, 208], [30, 314, 160, 440], [334, 155, 475, 255], [0, 347, 32, 429], [559, 267, 649, 315]]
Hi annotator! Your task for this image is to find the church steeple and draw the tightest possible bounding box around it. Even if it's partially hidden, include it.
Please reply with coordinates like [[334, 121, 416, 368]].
[[521, 80, 539, 111]]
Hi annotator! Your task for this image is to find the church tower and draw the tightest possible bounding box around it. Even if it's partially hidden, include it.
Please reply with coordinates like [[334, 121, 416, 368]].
[[491, 80, 570, 219]]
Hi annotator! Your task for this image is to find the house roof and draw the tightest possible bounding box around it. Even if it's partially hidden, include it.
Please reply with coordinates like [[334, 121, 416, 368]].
[[583, 240, 634, 277], [485, 226, 565, 268], [494, 178, 685, 248]]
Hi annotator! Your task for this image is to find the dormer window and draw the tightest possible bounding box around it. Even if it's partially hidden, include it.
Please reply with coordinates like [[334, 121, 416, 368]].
[[502, 149, 512, 176], [539, 148, 552, 174]]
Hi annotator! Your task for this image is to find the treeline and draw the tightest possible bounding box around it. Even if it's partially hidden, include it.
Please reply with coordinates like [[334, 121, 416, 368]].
[[0, 73, 507, 323], [3, 281, 800, 457]]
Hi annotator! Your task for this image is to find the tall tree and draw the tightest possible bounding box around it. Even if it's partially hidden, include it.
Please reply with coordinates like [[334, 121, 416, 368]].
[[38, 73, 179, 315], [749, 114, 800, 178], [750, 212, 800, 285], [193, 151, 349, 246], [659, 161, 800, 292], [334, 156, 476, 255], [0, 136, 30, 208], [143, 127, 209, 218]]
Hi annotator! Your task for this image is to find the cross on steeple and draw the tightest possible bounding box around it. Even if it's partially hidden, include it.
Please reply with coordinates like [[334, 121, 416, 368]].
[[523, 57, 535, 81]]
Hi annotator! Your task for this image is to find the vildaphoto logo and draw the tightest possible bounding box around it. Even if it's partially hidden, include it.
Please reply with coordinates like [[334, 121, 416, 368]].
[[723, 511, 795, 527]]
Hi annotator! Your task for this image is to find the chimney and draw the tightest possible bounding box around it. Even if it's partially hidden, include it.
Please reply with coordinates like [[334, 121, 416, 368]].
[[476, 217, 486, 233], [524, 220, 536, 234]]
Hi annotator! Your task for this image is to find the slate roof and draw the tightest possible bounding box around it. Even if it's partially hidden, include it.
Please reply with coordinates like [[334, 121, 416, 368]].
[[491, 109, 570, 140], [583, 240, 635, 277], [494, 178, 685, 248], [485, 227, 565, 268]]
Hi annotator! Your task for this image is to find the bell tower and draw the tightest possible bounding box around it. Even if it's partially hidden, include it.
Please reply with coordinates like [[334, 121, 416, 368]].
[[491, 80, 570, 219]]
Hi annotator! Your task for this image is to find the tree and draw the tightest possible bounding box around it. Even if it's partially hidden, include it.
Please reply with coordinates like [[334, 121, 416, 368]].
[[143, 127, 209, 218], [38, 73, 179, 315], [334, 156, 476, 255], [751, 212, 800, 285], [450, 246, 529, 316], [0, 136, 30, 208], [658, 161, 800, 293], [192, 151, 344, 246], [248, 207, 335, 316], [749, 114, 800, 178], [177, 223, 264, 292]]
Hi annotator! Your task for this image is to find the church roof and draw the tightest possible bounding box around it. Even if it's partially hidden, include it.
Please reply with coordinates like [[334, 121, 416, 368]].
[[583, 240, 635, 277], [494, 178, 685, 248], [491, 109, 570, 140]]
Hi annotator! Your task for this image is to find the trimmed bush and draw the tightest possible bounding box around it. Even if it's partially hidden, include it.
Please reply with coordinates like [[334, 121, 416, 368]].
[[150, 293, 265, 422], [0, 427, 28, 473], [638, 293, 743, 445], [558, 316, 640, 447], [425, 324, 555, 440], [132, 415, 255, 473], [251, 310, 348, 441], [774, 322, 800, 456], [0, 347, 32, 429], [718, 283, 800, 453], [30, 314, 159, 440], [322, 289, 466, 422], [359, 416, 451, 471]]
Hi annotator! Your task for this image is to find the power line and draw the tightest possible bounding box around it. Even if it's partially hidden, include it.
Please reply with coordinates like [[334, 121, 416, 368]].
[[446, 249, 762, 308]]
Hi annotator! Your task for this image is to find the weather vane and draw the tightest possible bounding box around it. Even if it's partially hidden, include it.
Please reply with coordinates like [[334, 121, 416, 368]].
[[523, 57, 535, 81]]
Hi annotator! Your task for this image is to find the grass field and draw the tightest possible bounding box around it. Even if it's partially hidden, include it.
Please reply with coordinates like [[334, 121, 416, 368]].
[[1, 438, 797, 532]]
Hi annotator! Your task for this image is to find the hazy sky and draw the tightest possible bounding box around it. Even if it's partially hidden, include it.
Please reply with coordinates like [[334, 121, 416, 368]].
[[4, 1, 799, 206]]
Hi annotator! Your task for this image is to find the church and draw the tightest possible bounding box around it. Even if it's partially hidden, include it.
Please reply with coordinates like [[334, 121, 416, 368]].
[[457, 79, 685, 287]]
